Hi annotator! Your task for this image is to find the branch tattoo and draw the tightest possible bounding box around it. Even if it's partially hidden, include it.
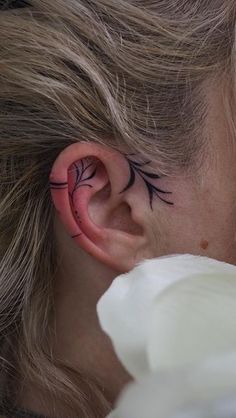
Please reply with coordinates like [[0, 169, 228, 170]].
[[50, 157, 97, 238], [50, 154, 173, 239], [70, 157, 98, 238], [120, 154, 173, 209]]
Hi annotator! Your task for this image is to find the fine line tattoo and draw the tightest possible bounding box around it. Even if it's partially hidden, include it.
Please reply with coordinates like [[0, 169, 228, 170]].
[[49, 181, 68, 190], [71, 233, 82, 238], [68, 157, 97, 206], [120, 154, 173, 209], [50, 158, 98, 239], [68, 158, 97, 238], [50, 154, 173, 240]]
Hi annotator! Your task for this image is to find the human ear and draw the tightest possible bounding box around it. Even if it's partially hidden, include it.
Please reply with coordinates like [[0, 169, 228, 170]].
[[49, 142, 172, 272]]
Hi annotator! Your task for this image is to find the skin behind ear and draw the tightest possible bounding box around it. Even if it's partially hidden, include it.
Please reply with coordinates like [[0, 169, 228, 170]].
[[49, 142, 153, 272]]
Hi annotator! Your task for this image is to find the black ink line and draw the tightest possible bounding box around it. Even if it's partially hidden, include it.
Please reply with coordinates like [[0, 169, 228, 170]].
[[120, 155, 173, 210], [70, 159, 97, 206], [71, 233, 82, 238], [50, 181, 68, 190], [50, 181, 68, 186]]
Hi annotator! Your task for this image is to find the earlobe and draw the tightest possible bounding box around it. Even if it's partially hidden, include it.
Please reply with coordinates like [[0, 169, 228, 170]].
[[49, 142, 149, 272]]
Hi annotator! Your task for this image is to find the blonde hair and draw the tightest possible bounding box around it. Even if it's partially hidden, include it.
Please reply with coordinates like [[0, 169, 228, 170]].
[[0, 0, 236, 416]]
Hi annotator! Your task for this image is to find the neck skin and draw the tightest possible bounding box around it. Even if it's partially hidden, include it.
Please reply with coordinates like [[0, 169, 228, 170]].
[[53, 220, 132, 403], [19, 216, 132, 416]]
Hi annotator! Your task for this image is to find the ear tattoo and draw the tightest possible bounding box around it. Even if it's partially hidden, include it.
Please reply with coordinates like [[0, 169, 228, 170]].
[[120, 154, 173, 209], [68, 157, 98, 238], [50, 157, 98, 239], [68, 157, 97, 206], [50, 153, 173, 240], [49, 181, 68, 190]]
